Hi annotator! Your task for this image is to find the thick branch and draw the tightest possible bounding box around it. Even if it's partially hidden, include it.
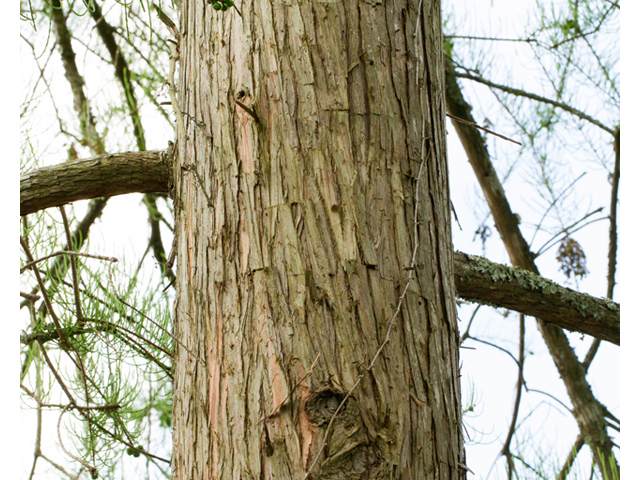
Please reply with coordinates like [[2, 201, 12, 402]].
[[454, 252, 619, 345], [20, 151, 171, 216]]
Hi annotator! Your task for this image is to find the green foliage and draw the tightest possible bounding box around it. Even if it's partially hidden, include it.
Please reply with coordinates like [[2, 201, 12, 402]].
[[208, 0, 234, 12], [20, 209, 174, 478], [21, 1, 180, 478]]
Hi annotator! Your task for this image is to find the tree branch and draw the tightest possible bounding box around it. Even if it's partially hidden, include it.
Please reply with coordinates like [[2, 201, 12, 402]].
[[453, 68, 615, 136], [50, 0, 105, 154], [454, 253, 619, 345], [20, 150, 171, 216], [88, 0, 146, 151]]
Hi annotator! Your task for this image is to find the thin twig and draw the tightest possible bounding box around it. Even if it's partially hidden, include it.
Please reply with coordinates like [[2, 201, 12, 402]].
[[501, 314, 526, 480], [534, 208, 605, 257], [21, 384, 120, 411], [21, 250, 118, 274], [152, 2, 179, 38], [607, 128, 620, 299], [527, 389, 572, 413], [168, 41, 186, 147], [235, 99, 260, 123], [460, 304, 482, 343], [182, 163, 214, 207], [582, 339, 600, 371], [465, 335, 520, 366], [529, 172, 587, 247], [446, 113, 522, 145], [59, 206, 84, 324], [445, 34, 536, 44], [39, 454, 79, 479], [453, 68, 615, 135]]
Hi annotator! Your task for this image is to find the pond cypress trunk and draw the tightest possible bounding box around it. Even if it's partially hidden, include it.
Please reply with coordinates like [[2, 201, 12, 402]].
[[171, 1, 465, 477]]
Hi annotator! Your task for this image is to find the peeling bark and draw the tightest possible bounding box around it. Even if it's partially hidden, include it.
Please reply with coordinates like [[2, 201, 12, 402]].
[[172, 0, 464, 478]]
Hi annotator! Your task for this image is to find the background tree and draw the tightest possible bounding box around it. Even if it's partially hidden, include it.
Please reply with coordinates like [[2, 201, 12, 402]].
[[443, 1, 619, 478], [19, 0, 619, 479]]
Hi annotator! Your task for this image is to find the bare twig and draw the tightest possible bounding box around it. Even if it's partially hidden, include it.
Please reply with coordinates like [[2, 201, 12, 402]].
[[527, 389, 572, 413], [152, 3, 179, 38], [445, 34, 536, 44], [88, 0, 146, 151], [460, 304, 482, 344], [235, 99, 260, 123], [501, 314, 526, 480], [168, 41, 186, 146], [466, 335, 521, 366], [21, 251, 119, 274], [59, 207, 84, 323], [182, 164, 214, 207], [529, 172, 587, 248], [453, 67, 615, 135], [582, 339, 600, 371], [534, 209, 606, 257], [447, 113, 522, 145], [21, 291, 41, 301], [607, 128, 620, 300]]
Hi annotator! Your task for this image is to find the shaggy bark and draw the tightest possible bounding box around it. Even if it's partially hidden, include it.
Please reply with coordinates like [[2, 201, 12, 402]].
[[171, 0, 465, 478]]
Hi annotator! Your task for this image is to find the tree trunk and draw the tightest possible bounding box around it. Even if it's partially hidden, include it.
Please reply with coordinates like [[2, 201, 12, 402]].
[[171, 1, 465, 478]]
